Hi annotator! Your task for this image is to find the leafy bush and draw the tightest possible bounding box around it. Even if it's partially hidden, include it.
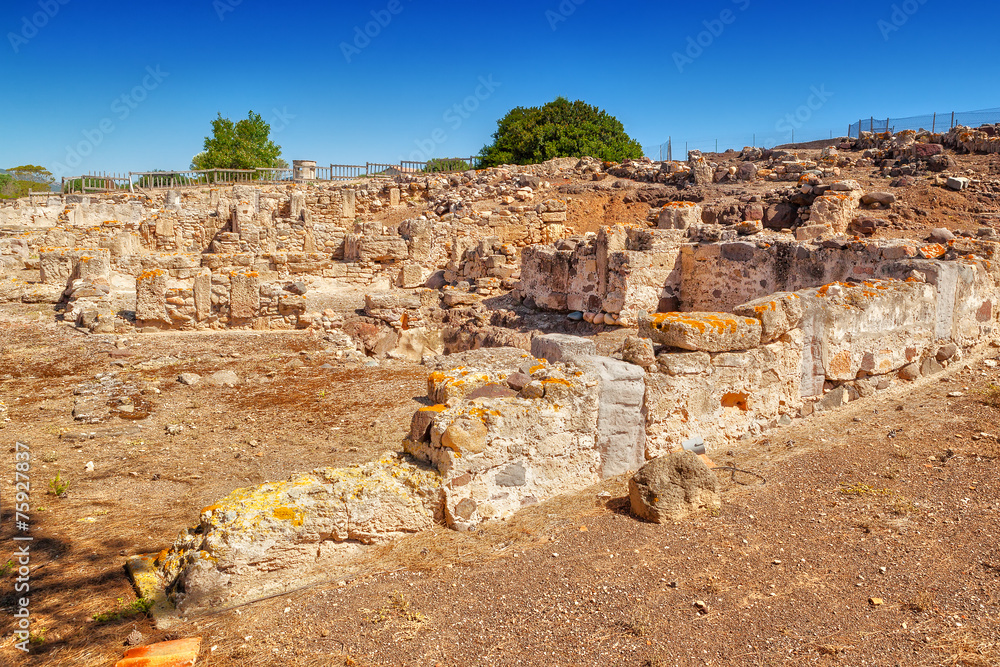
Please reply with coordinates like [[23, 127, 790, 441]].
[[191, 111, 286, 172], [479, 97, 643, 167], [424, 158, 470, 173]]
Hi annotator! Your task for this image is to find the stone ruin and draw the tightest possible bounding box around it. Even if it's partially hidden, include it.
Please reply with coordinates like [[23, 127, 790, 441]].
[[4, 126, 1000, 622]]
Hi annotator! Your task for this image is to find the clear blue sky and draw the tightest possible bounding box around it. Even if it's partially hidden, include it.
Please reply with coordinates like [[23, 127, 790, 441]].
[[1, 0, 996, 179]]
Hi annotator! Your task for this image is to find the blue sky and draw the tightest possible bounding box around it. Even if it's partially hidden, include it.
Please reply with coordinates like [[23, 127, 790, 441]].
[[1, 0, 996, 179]]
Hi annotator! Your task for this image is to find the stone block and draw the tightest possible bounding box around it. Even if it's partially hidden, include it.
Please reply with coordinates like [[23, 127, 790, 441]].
[[946, 177, 970, 191], [397, 263, 426, 289], [229, 272, 260, 319], [530, 334, 597, 364], [657, 202, 702, 230], [576, 355, 647, 478], [638, 312, 762, 353], [795, 224, 832, 241], [733, 292, 804, 343]]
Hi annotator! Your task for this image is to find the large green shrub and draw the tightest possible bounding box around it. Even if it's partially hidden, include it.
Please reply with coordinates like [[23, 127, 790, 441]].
[[479, 97, 643, 167]]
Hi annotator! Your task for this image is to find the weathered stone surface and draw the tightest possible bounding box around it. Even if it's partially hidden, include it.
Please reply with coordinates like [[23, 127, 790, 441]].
[[441, 417, 488, 455], [657, 351, 711, 376], [809, 191, 861, 233], [861, 192, 896, 207], [73, 396, 108, 423], [936, 342, 958, 361], [621, 335, 656, 367], [205, 370, 240, 387], [946, 176, 970, 191], [177, 373, 201, 386], [639, 312, 762, 353], [531, 333, 597, 364], [733, 292, 804, 343], [229, 272, 260, 319], [657, 202, 702, 230], [899, 363, 920, 381], [628, 452, 720, 523], [132, 454, 442, 616], [576, 355, 647, 478]]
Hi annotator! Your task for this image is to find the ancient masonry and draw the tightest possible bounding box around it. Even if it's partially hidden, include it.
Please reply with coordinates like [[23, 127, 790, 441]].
[[3, 125, 999, 621]]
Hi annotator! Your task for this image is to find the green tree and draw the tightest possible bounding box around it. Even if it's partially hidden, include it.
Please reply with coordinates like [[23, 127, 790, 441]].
[[0, 165, 54, 199], [424, 158, 470, 173], [479, 97, 643, 167], [190, 111, 286, 171]]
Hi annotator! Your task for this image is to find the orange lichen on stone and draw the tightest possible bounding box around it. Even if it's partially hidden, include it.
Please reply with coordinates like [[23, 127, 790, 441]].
[[419, 404, 447, 413], [649, 312, 757, 335], [920, 244, 947, 259], [721, 392, 749, 411]]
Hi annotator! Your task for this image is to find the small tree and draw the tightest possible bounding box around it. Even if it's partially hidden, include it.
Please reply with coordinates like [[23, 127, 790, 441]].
[[424, 158, 470, 173], [191, 111, 286, 172], [1, 165, 54, 199], [479, 97, 643, 167]]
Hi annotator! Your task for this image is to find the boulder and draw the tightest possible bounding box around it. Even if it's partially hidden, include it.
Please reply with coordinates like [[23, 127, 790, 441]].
[[628, 452, 720, 523], [861, 192, 896, 207], [621, 335, 656, 367]]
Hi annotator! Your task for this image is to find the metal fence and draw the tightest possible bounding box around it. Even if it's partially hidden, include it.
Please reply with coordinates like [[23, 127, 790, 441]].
[[63, 157, 485, 193], [847, 108, 1000, 138]]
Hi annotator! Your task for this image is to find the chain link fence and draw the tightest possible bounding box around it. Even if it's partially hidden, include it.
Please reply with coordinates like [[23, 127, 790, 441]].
[[847, 108, 1000, 138]]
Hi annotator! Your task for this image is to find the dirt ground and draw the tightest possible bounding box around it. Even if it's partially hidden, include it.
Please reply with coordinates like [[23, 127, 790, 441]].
[[0, 304, 998, 666]]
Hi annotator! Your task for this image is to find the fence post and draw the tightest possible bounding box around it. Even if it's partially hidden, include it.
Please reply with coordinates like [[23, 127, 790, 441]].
[[886, 118, 890, 135], [932, 113, 936, 133], [950, 111, 955, 129]]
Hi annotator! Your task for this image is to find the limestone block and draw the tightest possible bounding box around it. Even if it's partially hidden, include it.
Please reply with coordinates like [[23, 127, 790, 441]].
[[629, 452, 720, 523], [290, 191, 306, 221], [136, 269, 168, 323], [809, 191, 861, 233], [38, 249, 73, 284], [134, 454, 441, 615], [193, 270, 211, 321], [397, 263, 427, 289], [658, 202, 703, 230], [229, 272, 261, 319], [795, 224, 832, 241], [0, 276, 24, 303], [657, 351, 712, 375], [358, 236, 409, 263], [638, 312, 762, 353], [799, 280, 936, 384], [530, 333, 597, 364], [621, 335, 656, 367], [390, 188, 401, 207], [733, 292, 804, 343], [576, 355, 647, 478], [342, 188, 356, 218]]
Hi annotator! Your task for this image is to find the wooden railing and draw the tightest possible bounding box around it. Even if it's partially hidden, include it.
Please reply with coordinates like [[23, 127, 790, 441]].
[[64, 157, 486, 192]]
